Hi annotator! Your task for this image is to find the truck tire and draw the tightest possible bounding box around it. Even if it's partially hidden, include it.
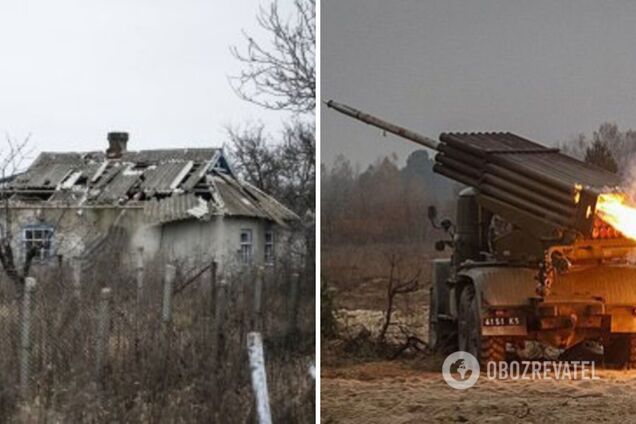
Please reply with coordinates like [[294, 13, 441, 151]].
[[629, 334, 636, 368], [458, 285, 506, 366], [481, 336, 506, 364], [604, 334, 636, 368]]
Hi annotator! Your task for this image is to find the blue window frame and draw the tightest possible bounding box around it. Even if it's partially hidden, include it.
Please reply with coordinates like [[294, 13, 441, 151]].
[[22, 225, 54, 261], [240, 228, 253, 264], [264, 229, 275, 265]]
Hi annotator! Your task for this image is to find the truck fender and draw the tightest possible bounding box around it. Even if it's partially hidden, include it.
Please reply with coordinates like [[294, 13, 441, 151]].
[[457, 267, 536, 309], [456, 267, 535, 337]]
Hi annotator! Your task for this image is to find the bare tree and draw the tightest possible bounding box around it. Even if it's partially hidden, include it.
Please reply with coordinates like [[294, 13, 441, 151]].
[[0, 135, 37, 297], [225, 120, 315, 215], [378, 253, 420, 343], [585, 138, 618, 173], [226, 124, 282, 195], [230, 0, 316, 114], [228, 0, 315, 216], [559, 122, 636, 174], [278, 119, 315, 212]]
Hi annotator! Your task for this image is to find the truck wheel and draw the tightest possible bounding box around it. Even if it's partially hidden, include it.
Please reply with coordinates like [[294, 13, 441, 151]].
[[604, 334, 636, 368], [627, 334, 636, 369], [481, 336, 506, 364], [629, 334, 636, 368], [458, 285, 505, 365]]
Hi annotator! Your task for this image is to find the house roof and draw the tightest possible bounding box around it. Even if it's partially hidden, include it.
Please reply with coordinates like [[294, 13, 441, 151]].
[[6, 147, 298, 225]]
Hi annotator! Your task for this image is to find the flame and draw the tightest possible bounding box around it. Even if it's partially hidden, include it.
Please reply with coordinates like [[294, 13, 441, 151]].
[[596, 193, 636, 240]]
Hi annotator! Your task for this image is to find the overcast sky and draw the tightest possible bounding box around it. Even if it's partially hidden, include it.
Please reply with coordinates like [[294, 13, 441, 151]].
[[0, 0, 293, 162], [322, 0, 636, 168]]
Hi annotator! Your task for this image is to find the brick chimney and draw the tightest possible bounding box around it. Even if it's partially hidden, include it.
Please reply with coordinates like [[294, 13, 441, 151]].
[[106, 132, 129, 159]]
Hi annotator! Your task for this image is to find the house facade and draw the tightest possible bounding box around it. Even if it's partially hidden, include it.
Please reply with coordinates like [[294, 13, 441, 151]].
[[1, 132, 299, 274]]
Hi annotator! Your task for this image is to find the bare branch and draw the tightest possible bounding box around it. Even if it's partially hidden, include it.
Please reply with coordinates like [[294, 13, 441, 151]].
[[378, 253, 420, 343], [230, 0, 315, 113], [0, 135, 35, 297], [225, 120, 315, 215]]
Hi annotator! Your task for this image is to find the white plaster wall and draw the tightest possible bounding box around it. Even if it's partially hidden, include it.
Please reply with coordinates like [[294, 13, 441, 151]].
[[148, 216, 281, 271], [0, 207, 136, 262], [1, 207, 292, 272]]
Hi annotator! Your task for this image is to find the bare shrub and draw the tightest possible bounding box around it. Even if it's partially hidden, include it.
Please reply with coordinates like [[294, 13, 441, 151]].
[[378, 253, 420, 344]]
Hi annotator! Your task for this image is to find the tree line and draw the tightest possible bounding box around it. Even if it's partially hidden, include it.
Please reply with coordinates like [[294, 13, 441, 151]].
[[321, 151, 457, 245], [558, 122, 636, 175]]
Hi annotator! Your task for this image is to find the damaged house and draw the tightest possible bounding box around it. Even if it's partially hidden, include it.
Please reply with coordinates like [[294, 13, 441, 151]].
[[0, 132, 299, 273]]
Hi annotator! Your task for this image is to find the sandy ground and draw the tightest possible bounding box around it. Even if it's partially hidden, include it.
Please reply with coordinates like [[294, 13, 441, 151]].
[[323, 311, 636, 424], [321, 361, 636, 424], [323, 307, 636, 424]]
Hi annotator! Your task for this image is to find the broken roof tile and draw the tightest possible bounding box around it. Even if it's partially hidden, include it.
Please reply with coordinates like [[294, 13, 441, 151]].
[[140, 161, 193, 194], [6, 147, 299, 224], [143, 193, 208, 224]]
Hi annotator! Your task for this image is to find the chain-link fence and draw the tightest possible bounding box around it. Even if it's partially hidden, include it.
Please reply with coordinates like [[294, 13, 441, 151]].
[[0, 259, 315, 423]]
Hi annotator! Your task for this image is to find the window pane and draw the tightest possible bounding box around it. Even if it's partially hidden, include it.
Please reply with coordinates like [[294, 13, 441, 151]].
[[241, 245, 252, 264], [23, 226, 53, 260]]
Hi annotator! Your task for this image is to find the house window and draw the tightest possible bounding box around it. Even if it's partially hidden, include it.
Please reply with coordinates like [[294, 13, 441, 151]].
[[265, 230, 275, 265], [23, 226, 54, 261], [240, 229, 253, 264]]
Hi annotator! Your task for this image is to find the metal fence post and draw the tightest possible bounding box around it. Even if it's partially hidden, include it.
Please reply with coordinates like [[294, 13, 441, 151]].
[[72, 259, 82, 298], [136, 247, 145, 302], [163, 265, 176, 327], [247, 332, 272, 424], [212, 278, 227, 363], [95, 287, 111, 382], [209, 260, 217, 317], [19, 277, 37, 398], [252, 266, 264, 331], [287, 272, 301, 337], [211, 277, 228, 409]]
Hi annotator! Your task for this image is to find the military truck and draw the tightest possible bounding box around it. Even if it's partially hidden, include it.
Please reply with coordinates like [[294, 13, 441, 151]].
[[327, 100, 636, 366]]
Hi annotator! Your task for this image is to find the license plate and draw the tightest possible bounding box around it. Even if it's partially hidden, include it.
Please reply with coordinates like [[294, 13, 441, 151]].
[[483, 316, 523, 327]]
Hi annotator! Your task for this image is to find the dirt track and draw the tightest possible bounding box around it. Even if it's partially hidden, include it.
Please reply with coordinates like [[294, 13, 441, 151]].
[[321, 361, 636, 423]]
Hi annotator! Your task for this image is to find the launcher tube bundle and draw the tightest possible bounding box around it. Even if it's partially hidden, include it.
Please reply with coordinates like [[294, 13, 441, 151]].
[[326, 100, 621, 239]]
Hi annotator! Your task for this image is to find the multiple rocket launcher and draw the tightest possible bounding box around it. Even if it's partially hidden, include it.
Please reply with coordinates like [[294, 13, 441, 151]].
[[326, 100, 623, 243]]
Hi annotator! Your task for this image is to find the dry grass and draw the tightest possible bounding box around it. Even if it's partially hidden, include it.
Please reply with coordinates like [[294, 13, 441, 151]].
[[321, 242, 445, 370], [0, 258, 315, 423], [321, 242, 440, 312]]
